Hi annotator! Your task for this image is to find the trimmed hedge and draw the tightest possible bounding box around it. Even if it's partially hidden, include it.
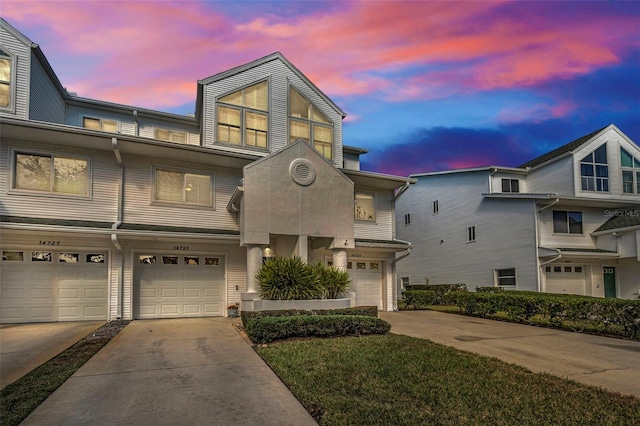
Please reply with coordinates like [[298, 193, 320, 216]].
[[404, 283, 467, 307], [245, 315, 391, 344], [445, 291, 640, 339], [241, 306, 379, 327]]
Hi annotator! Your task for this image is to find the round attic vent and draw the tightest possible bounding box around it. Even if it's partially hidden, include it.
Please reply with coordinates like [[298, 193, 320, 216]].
[[290, 158, 316, 186]]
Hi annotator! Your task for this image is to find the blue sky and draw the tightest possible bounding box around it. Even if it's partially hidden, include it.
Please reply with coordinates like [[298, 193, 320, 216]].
[[3, 0, 639, 176]]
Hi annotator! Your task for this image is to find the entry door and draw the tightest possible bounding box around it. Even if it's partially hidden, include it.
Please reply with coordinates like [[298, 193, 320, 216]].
[[603, 267, 616, 298]]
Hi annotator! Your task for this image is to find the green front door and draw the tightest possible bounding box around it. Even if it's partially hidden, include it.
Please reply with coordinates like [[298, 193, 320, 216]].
[[603, 267, 616, 298]]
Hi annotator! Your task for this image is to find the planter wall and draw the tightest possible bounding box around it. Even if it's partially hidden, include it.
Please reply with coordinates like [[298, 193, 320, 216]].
[[252, 298, 352, 311]]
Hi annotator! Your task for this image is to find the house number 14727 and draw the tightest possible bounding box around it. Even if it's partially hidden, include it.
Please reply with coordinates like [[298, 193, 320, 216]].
[[174, 246, 189, 251]]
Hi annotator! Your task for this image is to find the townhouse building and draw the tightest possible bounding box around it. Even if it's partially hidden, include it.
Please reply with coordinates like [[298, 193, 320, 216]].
[[0, 18, 414, 323], [396, 125, 640, 299]]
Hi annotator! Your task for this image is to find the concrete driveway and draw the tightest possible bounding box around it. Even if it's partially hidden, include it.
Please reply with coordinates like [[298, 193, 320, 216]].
[[380, 310, 640, 397], [0, 321, 104, 389], [21, 318, 317, 426]]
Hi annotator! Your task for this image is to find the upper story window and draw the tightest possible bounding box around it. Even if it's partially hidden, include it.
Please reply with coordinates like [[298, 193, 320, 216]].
[[501, 178, 519, 193], [216, 81, 268, 149], [153, 167, 213, 208], [83, 117, 118, 133], [0, 47, 14, 110], [289, 87, 333, 160], [620, 148, 640, 194], [552, 210, 582, 234], [433, 200, 439, 214], [156, 128, 187, 144], [355, 192, 376, 221], [467, 225, 476, 243], [580, 144, 608, 192], [12, 150, 90, 197], [404, 213, 411, 226]]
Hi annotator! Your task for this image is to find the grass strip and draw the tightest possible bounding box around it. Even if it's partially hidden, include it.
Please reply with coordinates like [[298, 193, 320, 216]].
[[257, 334, 640, 425], [0, 321, 129, 426]]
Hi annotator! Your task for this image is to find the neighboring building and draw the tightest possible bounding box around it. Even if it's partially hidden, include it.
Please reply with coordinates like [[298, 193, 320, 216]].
[[0, 18, 415, 323], [396, 125, 640, 299]]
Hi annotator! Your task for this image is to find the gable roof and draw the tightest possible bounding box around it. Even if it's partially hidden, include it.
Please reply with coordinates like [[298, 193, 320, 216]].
[[518, 126, 609, 169], [195, 52, 346, 121]]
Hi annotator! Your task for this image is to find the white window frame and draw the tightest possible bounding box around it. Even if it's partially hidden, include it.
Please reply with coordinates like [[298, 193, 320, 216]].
[[151, 166, 215, 209], [9, 148, 92, 199], [467, 225, 476, 243], [354, 192, 376, 222], [580, 144, 609, 192], [215, 80, 269, 150], [288, 85, 334, 160], [83, 116, 119, 133], [400, 277, 410, 289], [620, 147, 640, 195], [155, 128, 187, 144], [495, 268, 516, 287], [501, 178, 519, 193], [0, 45, 16, 113], [552, 210, 583, 235]]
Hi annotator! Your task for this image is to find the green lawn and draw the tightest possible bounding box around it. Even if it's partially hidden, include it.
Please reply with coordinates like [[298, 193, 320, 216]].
[[257, 334, 640, 425]]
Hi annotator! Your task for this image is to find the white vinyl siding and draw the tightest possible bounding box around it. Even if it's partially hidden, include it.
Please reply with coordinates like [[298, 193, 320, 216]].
[[122, 155, 240, 230], [0, 25, 29, 119], [29, 51, 65, 123], [202, 58, 343, 167], [354, 189, 394, 240], [396, 172, 539, 291], [1, 141, 118, 222]]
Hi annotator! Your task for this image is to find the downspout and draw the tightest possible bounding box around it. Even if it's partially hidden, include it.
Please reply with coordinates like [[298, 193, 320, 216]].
[[391, 239, 413, 311], [132, 110, 138, 136], [393, 182, 410, 201], [111, 137, 124, 319], [538, 198, 559, 213], [488, 168, 498, 194]]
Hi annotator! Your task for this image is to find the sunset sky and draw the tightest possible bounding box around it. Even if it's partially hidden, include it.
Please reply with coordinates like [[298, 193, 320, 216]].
[[2, 1, 639, 176]]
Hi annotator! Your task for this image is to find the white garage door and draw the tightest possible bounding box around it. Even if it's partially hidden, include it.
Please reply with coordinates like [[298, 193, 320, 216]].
[[545, 264, 586, 295], [348, 260, 383, 310], [134, 254, 225, 319], [0, 249, 109, 323]]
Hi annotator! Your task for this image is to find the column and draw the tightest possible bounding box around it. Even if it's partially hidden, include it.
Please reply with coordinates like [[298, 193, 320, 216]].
[[246, 244, 263, 293], [332, 248, 348, 271]]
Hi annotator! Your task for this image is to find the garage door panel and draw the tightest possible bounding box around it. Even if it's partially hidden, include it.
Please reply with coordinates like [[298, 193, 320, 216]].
[[348, 261, 383, 310], [0, 250, 108, 323], [135, 254, 225, 319]]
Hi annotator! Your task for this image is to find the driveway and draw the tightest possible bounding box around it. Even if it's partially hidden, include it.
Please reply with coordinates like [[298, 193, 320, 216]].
[[0, 321, 104, 389], [380, 310, 640, 397], [21, 318, 317, 426]]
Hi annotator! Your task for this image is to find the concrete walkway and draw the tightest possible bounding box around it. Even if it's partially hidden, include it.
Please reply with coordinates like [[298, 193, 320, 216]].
[[21, 318, 317, 426], [0, 321, 104, 389], [380, 311, 640, 397]]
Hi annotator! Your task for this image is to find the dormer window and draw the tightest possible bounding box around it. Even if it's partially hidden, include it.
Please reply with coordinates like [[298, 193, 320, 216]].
[[289, 87, 333, 160], [501, 178, 519, 193], [580, 144, 608, 192], [216, 81, 268, 149], [0, 47, 14, 110], [621, 148, 640, 194], [156, 128, 187, 144], [83, 117, 118, 133]]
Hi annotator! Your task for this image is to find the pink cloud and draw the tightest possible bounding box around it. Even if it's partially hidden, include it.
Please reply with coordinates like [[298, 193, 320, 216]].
[[2, 0, 637, 112]]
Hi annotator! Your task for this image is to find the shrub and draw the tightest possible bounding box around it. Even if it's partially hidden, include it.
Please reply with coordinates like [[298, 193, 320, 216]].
[[256, 257, 352, 301], [476, 286, 504, 293], [256, 256, 323, 300], [241, 306, 378, 327], [311, 262, 351, 299], [405, 283, 467, 305], [444, 291, 640, 339], [403, 290, 436, 309], [245, 315, 391, 343]]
